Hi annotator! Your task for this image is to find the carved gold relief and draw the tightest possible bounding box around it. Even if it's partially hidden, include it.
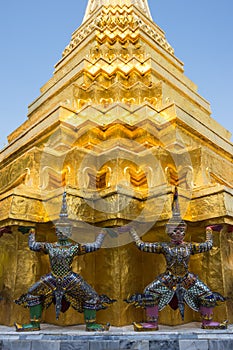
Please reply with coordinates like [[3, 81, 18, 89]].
[[165, 165, 194, 189], [206, 167, 233, 189], [0, 153, 34, 194], [40, 166, 70, 190], [74, 81, 162, 110]]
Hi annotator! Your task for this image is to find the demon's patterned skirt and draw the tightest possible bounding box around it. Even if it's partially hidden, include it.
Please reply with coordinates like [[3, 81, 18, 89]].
[[126, 272, 225, 319], [15, 272, 115, 319]]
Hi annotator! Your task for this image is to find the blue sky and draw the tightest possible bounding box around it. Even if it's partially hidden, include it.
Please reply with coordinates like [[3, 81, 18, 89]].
[[0, 0, 232, 149]]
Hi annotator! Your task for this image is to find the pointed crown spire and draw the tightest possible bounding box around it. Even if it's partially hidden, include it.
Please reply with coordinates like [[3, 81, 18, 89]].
[[83, 0, 152, 22], [55, 192, 72, 238], [59, 191, 69, 219], [166, 187, 187, 235]]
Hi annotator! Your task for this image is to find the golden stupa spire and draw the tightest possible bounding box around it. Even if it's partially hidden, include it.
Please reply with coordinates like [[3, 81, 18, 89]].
[[0, 0, 232, 331], [83, 0, 152, 22], [62, 0, 173, 59]]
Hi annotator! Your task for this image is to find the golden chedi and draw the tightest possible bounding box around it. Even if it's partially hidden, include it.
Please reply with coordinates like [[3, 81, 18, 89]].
[[0, 0, 232, 326]]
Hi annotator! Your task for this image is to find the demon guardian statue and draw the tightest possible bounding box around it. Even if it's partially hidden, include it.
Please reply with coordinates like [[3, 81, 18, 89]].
[[14, 192, 115, 332], [125, 189, 227, 331]]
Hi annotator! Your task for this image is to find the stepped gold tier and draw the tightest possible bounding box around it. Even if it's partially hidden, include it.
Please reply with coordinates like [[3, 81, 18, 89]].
[[0, 0, 232, 327]]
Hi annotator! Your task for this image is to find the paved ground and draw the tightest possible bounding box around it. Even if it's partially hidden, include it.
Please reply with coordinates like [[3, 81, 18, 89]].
[[0, 323, 233, 349]]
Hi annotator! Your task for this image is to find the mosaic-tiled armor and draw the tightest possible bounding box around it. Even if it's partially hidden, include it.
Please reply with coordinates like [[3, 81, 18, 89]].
[[15, 193, 115, 332], [125, 189, 227, 331]]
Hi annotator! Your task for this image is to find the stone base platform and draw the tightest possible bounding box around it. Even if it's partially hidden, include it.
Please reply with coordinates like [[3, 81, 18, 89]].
[[0, 322, 233, 350]]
